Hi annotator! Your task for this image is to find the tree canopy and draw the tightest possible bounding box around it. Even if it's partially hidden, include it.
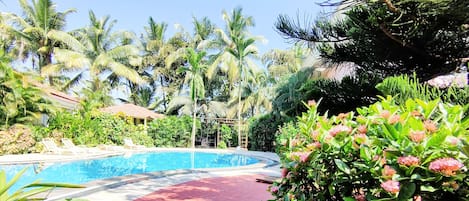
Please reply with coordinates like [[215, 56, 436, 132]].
[[276, 0, 469, 81]]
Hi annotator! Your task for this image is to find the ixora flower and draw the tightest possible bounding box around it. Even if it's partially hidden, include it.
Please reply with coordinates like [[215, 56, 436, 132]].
[[382, 165, 397, 178], [380, 110, 391, 119], [270, 186, 279, 193], [429, 158, 464, 176], [409, 130, 426, 143], [381, 180, 400, 194], [397, 156, 420, 167], [357, 125, 367, 134], [329, 125, 352, 137], [423, 120, 438, 133], [388, 114, 400, 124]]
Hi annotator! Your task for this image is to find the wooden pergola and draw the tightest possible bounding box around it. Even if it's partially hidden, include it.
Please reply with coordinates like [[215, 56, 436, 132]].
[[201, 117, 248, 149]]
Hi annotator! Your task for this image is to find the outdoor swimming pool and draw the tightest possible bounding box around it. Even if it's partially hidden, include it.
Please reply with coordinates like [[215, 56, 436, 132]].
[[1, 151, 260, 192]]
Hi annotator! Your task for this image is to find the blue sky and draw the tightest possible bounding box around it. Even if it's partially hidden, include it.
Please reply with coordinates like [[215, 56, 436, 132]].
[[1, 0, 323, 54]]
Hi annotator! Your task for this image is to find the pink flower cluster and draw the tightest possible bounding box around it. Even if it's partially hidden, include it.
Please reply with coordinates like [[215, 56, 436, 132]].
[[329, 125, 352, 137], [429, 158, 464, 176], [424, 120, 438, 133], [354, 133, 367, 144], [290, 152, 311, 163], [409, 130, 426, 143], [382, 165, 396, 178], [380, 180, 400, 194], [397, 156, 420, 167]]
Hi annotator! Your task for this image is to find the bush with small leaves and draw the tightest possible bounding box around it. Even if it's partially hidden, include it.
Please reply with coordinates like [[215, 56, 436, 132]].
[[272, 97, 468, 200]]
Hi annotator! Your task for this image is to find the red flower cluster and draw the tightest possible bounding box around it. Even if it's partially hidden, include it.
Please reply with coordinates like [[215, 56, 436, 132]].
[[429, 158, 464, 176], [380, 180, 400, 194], [382, 165, 396, 179], [409, 130, 425, 143], [329, 125, 352, 137], [397, 156, 420, 167]]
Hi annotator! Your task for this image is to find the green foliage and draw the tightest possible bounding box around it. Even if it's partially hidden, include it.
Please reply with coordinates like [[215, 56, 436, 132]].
[[248, 113, 290, 152], [0, 124, 35, 154], [147, 115, 197, 147], [219, 124, 233, 147], [276, 0, 469, 81], [217, 141, 227, 149], [272, 97, 468, 200], [0, 167, 84, 201], [34, 111, 153, 147], [377, 74, 469, 107], [0, 53, 55, 128], [273, 70, 380, 119]]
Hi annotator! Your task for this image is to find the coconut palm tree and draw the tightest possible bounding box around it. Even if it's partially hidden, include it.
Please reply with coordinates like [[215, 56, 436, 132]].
[[262, 44, 311, 81], [141, 17, 188, 111], [43, 11, 144, 92], [2, 0, 75, 84], [178, 48, 208, 148], [213, 7, 258, 147]]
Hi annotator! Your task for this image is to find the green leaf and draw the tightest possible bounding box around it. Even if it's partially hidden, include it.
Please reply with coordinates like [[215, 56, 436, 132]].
[[421, 185, 437, 192], [384, 123, 399, 140], [343, 197, 355, 201], [334, 159, 351, 174], [398, 182, 415, 201], [425, 131, 447, 149]]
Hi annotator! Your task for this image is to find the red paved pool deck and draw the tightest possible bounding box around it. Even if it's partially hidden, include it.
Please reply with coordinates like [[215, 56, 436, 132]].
[[134, 174, 273, 201]]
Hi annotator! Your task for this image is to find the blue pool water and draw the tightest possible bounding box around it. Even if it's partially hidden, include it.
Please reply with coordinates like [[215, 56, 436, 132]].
[[0, 151, 259, 192]]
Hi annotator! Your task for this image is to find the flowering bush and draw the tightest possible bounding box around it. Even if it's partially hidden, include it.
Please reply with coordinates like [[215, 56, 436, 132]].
[[0, 124, 35, 154], [272, 97, 468, 200]]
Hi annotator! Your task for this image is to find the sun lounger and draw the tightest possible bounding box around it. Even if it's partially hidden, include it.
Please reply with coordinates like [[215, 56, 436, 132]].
[[61, 138, 100, 153], [123, 138, 146, 149], [41, 138, 76, 155]]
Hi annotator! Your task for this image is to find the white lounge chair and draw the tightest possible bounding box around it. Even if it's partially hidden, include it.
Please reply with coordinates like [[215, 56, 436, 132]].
[[41, 138, 76, 155], [61, 138, 100, 154], [123, 138, 146, 149]]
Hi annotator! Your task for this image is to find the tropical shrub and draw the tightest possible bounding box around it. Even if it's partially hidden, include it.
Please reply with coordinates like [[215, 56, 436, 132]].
[[0, 53, 55, 128], [147, 115, 197, 147], [272, 97, 468, 200], [34, 111, 153, 147], [249, 113, 290, 152], [0, 124, 35, 154], [219, 124, 233, 148], [377, 74, 469, 108]]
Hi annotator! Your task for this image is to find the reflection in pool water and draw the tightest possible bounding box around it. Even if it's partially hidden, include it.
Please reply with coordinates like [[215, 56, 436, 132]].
[[1, 151, 259, 192]]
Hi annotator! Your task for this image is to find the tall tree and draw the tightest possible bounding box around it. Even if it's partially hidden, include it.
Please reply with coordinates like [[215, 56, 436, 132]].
[[276, 0, 469, 81], [2, 0, 75, 83], [220, 7, 258, 147], [44, 11, 144, 92], [142, 17, 187, 112], [177, 48, 207, 148]]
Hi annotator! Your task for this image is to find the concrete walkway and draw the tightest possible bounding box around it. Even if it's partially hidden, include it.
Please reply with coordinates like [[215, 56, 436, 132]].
[[0, 148, 281, 201]]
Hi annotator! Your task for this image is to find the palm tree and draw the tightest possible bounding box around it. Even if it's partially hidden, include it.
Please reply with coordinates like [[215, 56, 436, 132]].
[[175, 48, 207, 148], [2, 0, 75, 84], [215, 7, 258, 147], [262, 44, 311, 81], [0, 51, 54, 127], [141, 17, 188, 111], [44, 11, 144, 92]]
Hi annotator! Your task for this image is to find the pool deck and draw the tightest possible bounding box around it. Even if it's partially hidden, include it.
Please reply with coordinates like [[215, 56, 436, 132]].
[[0, 148, 281, 201]]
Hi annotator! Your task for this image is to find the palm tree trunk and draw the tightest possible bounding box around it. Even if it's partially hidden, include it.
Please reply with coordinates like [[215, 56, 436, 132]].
[[237, 60, 242, 148], [191, 95, 197, 148]]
